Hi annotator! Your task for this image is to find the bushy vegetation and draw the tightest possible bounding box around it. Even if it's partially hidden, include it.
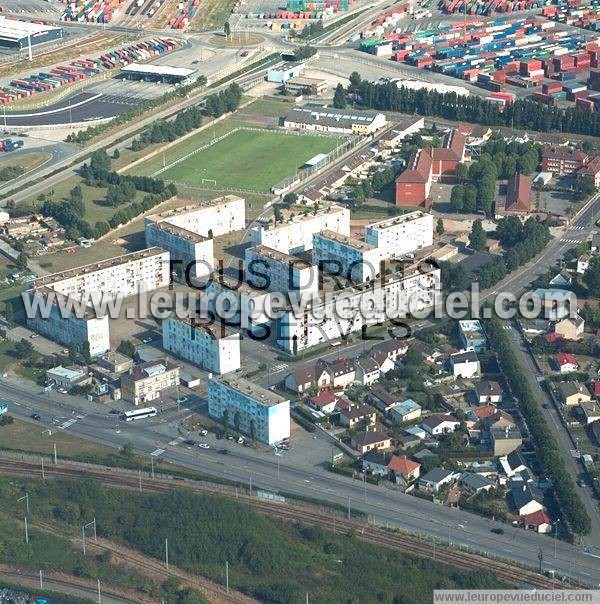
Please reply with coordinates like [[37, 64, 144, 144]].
[[0, 478, 505, 603], [0, 165, 25, 182], [203, 82, 243, 118], [348, 75, 600, 137], [486, 316, 591, 536]]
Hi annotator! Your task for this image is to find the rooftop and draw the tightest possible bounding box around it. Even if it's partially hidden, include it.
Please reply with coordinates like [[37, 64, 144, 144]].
[[247, 245, 313, 270], [258, 205, 347, 233], [31, 247, 166, 289], [366, 211, 430, 231], [121, 63, 196, 78], [128, 359, 179, 382], [148, 195, 243, 222], [211, 374, 289, 407], [0, 16, 62, 40], [316, 230, 375, 252], [151, 221, 206, 243]]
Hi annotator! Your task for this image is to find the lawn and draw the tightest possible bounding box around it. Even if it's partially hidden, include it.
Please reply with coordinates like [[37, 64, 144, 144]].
[[0, 151, 52, 174], [158, 128, 342, 191]]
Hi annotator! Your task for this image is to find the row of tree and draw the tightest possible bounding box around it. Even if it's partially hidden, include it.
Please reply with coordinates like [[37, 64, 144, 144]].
[[486, 315, 591, 535], [347, 74, 600, 137], [203, 82, 243, 118]]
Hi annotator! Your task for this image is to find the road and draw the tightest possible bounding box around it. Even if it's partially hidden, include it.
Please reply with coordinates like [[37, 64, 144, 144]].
[[1, 376, 599, 586]]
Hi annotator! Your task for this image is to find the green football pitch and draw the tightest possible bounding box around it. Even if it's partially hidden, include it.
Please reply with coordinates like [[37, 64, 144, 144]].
[[158, 128, 342, 191]]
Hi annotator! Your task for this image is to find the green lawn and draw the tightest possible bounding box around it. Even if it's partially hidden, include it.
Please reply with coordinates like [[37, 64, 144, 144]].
[[159, 129, 341, 192]]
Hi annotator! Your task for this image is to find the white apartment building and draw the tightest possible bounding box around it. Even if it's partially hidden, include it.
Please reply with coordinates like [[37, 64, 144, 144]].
[[245, 245, 319, 294], [276, 267, 441, 353], [364, 211, 434, 257], [250, 205, 350, 254], [162, 315, 240, 374], [26, 248, 170, 356], [145, 196, 245, 278], [208, 374, 291, 445], [312, 230, 383, 283], [146, 221, 214, 279]]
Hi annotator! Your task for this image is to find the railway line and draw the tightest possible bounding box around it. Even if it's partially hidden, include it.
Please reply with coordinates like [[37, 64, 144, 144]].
[[0, 457, 571, 591]]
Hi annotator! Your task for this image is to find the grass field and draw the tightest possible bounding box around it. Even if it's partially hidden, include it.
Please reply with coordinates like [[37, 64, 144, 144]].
[[159, 129, 341, 191]]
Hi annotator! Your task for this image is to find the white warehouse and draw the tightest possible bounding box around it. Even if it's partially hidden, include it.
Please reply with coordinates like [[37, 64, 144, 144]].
[[208, 374, 291, 445], [162, 315, 240, 374], [250, 205, 350, 255], [245, 245, 319, 294], [364, 211, 434, 257]]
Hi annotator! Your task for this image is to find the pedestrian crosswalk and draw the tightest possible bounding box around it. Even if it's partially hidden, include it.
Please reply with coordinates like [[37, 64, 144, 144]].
[[271, 363, 288, 373], [560, 238, 585, 244], [150, 448, 165, 457], [502, 325, 513, 331], [571, 225, 586, 230]]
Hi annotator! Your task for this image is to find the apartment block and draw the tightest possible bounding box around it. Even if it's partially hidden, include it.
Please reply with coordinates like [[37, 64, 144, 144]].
[[26, 248, 170, 357], [276, 266, 441, 353], [312, 230, 383, 283], [364, 211, 434, 257], [250, 205, 350, 254], [208, 374, 291, 445], [162, 315, 240, 374], [121, 359, 180, 406], [245, 245, 319, 294]]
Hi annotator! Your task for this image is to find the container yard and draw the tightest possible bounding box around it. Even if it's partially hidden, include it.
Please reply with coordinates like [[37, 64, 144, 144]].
[[0, 37, 178, 105], [360, 14, 600, 110], [60, 0, 125, 23], [167, 0, 200, 29], [544, 1, 600, 32], [440, 0, 551, 15]]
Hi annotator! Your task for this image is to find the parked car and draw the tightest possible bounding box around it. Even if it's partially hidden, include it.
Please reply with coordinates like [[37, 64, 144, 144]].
[[200, 429, 208, 436], [177, 396, 188, 404], [30, 413, 41, 421], [198, 443, 210, 449], [490, 528, 504, 535], [237, 436, 244, 444]]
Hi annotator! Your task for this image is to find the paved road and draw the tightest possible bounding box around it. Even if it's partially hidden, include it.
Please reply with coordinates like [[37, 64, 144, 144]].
[[1, 374, 600, 586]]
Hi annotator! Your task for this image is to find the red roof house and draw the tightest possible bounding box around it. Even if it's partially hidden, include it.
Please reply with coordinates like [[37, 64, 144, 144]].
[[555, 352, 579, 373]]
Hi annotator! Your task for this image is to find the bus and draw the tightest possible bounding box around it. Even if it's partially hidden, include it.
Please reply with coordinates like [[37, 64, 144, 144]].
[[122, 406, 157, 422]]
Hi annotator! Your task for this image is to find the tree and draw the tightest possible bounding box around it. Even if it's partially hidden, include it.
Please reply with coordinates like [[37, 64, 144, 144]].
[[14, 339, 34, 359], [333, 83, 347, 109], [222, 408, 229, 431], [469, 219, 487, 251], [68, 339, 78, 363], [117, 339, 136, 358], [282, 192, 297, 207], [15, 252, 28, 271], [250, 419, 257, 443], [112, 148, 120, 160], [450, 185, 464, 213], [455, 162, 468, 182], [224, 21, 231, 39], [273, 206, 283, 223], [584, 256, 600, 297], [82, 341, 92, 365], [4, 301, 13, 326], [436, 218, 445, 236], [234, 410, 241, 435], [120, 442, 134, 459]]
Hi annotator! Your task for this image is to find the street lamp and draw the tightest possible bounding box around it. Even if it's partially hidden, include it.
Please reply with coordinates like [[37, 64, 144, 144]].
[[554, 519, 561, 558]]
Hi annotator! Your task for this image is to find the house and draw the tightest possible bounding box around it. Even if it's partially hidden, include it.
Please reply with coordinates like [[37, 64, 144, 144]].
[[499, 450, 528, 478], [419, 467, 456, 492], [387, 455, 421, 481], [554, 316, 585, 341], [458, 320, 487, 353], [591, 233, 600, 252], [368, 388, 403, 414], [422, 413, 460, 436], [591, 419, 600, 445], [412, 448, 435, 462], [577, 254, 591, 275], [327, 358, 356, 390], [405, 425, 427, 439], [527, 288, 576, 321], [510, 483, 544, 516], [351, 429, 393, 455], [361, 449, 389, 476], [450, 350, 480, 379], [579, 399, 600, 424], [522, 509, 552, 534], [411, 340, 442, 364], [474, 380, 503, 404], [549, 270, 572, 288], [354, 356, 381, 386], [484, 410, 516, 431], [557, 381, 591, 406], [339, 403, 376, 428], [46, 365, 92, 391], [369, 339, 407, 373], [284, 362, 330, 393], [308, 390, 339, 415], [458, 472, 494, 494], [389, 399, 422, 423], [399, 434, 421, 449], [491, 426, 523, 456], [555, 352, 579, 373], [468, 404, 497, 423]]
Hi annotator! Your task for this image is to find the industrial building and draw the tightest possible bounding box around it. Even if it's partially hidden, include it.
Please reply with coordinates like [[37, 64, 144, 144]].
[[284, 76, 328, 96], [26, 248, 170, 357], [364, 212, 434, 257], [267, 63, 305, 83], [312, 230, 383, 283], [208, 374, 291, 445], [250, 205, 350, 254], [0, 17, 63, 49], [276, 266, 441, 353], [121, 359, 180, 406], [120, 63, 196, 84], [162, 316, 241, 375], [283, 105, 387, 136], [245, 245, 319, 294]]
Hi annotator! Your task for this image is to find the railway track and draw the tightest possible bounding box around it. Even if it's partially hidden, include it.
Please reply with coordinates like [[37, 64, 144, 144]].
[[0, 459, 573, 591]]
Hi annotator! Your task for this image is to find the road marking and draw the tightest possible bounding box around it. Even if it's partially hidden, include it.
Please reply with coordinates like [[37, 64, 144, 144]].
[[168, 436, 184, 446], [59, 419, 77, 430], [150, 448, 165, 457]]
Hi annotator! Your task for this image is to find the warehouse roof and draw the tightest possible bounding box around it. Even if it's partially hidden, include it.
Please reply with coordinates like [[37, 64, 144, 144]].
[[121, 63, 196, 78], [0, 17, 62, 41]]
